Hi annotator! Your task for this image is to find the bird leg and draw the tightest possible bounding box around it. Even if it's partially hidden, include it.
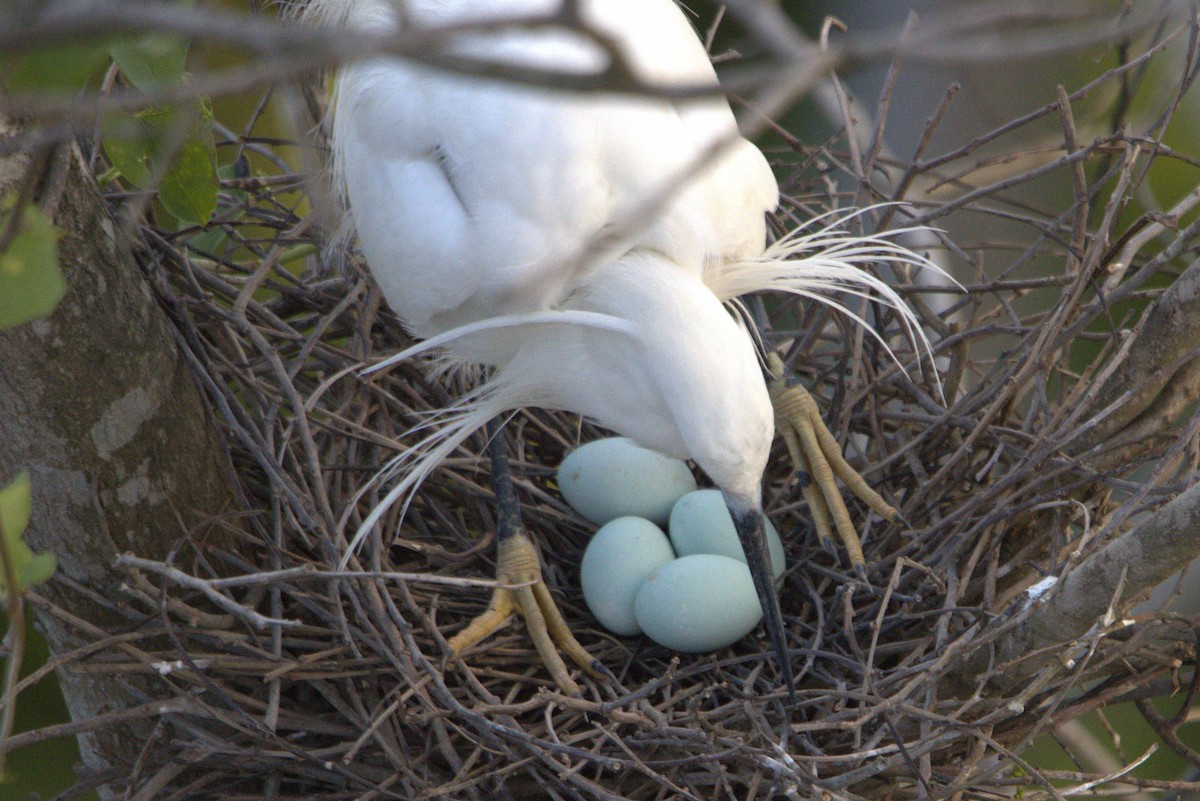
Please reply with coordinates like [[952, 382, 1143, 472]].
[[766, 353, 901, 576], [447, 420, 605, 695]]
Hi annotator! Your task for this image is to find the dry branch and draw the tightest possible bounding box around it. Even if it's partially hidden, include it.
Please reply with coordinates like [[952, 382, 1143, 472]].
[[1, 1, 1199, 800], [997, 478, 1200, 688], [1072, 255, 1200, 466]]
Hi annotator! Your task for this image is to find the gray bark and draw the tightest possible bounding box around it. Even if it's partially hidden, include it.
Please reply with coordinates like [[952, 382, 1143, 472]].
[[995, 478, 1200, 689], [0, 117, 239, 795], [1070, 255, 1200, 468]]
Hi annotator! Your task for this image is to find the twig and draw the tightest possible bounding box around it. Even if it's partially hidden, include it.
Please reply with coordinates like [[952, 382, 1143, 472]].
[[115, 553, 300, 630]]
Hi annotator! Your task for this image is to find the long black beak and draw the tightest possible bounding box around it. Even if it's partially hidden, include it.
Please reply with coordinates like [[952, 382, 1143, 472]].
[[726, 495, 795, 698]]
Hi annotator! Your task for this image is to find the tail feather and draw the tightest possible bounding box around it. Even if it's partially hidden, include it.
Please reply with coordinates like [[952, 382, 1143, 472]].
[[337, 383, 507, 569], [341, 311, 640, 567], [362, 310, 636, 375], [710, 206, 951, 375]]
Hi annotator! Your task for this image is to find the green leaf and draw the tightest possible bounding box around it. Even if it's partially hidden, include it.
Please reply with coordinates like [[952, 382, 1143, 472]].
[[0, 472, 32, 542], [158, 103, 218, 225], [0, 472, 35, 592], [0, 201, 65, 329], [0, 472, 57, 592], [3, 42, 110, 93], [98, 25, 217, 227], [109, 34, 188, 93], [186, 225, 230, 257], [20, 552, 57, 588], [216, 159, 246, 181], [100, 102, 218, 226], [100, 115, 154, 187]]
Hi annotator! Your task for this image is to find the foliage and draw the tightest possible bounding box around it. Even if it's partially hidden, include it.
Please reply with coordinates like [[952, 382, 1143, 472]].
[[4, 31, 219, 227], [2, 43, 110, 94], [0, 199, 64, 330], [101, 101, 219, 224], [0, 473, 56, 594], [0, 194, 64, 586], [103, 37, 219, 225]]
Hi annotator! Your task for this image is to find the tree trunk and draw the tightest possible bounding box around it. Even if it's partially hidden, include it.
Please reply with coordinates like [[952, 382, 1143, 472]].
[[0, 117, 240, 796]]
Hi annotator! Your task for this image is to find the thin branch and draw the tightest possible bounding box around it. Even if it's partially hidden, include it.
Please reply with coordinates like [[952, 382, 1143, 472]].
[[116, 554, 301, 629]]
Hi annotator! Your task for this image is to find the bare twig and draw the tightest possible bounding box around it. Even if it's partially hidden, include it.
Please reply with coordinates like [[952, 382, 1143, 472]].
[[116, 554, 301, 629], [2, 1, 1198, 799]]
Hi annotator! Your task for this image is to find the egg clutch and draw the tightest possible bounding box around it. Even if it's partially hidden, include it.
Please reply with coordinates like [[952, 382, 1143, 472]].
[[557, 438, 786, 653]]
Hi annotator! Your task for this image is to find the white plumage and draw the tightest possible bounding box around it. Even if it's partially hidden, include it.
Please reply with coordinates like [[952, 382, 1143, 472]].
[[305, 0, 935, 690], [322, 0, 777, 345]]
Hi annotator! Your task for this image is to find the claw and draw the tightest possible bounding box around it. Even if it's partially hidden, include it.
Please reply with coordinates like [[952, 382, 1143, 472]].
[[448, 533, 604, 696], [767, 352, 899, 574]]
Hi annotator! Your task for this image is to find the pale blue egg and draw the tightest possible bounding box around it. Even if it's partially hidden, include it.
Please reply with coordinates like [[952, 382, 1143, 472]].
[[634, 554, 763, 652], [580, 517, 677, 636], [557, 437, 697, 525], [668, 489, 786, 579]]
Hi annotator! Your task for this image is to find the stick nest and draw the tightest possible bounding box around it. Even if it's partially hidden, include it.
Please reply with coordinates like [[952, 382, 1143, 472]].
[[42, 6, 1200, 800]]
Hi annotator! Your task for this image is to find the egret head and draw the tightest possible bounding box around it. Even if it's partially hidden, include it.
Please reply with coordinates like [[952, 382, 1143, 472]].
[[666, 347, 793, 695], [592, 258, 792, 692], [661, 349, 793, 692]]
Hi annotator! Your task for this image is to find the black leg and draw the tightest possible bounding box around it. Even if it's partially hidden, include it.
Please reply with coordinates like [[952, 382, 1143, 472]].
[[486, 418, 524, 548], [446, 417, 604, 695]]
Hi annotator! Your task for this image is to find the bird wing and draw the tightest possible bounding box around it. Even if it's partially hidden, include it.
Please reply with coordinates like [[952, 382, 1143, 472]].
[[331, 0, 778, 338], [585, 0, 778, 263]]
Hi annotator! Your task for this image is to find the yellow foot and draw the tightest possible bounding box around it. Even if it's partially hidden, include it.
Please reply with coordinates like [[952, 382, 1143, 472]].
[[447, 532, 605, 696], [767, 353, 902, 574]]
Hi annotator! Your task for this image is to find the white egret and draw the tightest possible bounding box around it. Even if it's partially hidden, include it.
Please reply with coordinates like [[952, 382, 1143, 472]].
[[304, 0, 932, 696]]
